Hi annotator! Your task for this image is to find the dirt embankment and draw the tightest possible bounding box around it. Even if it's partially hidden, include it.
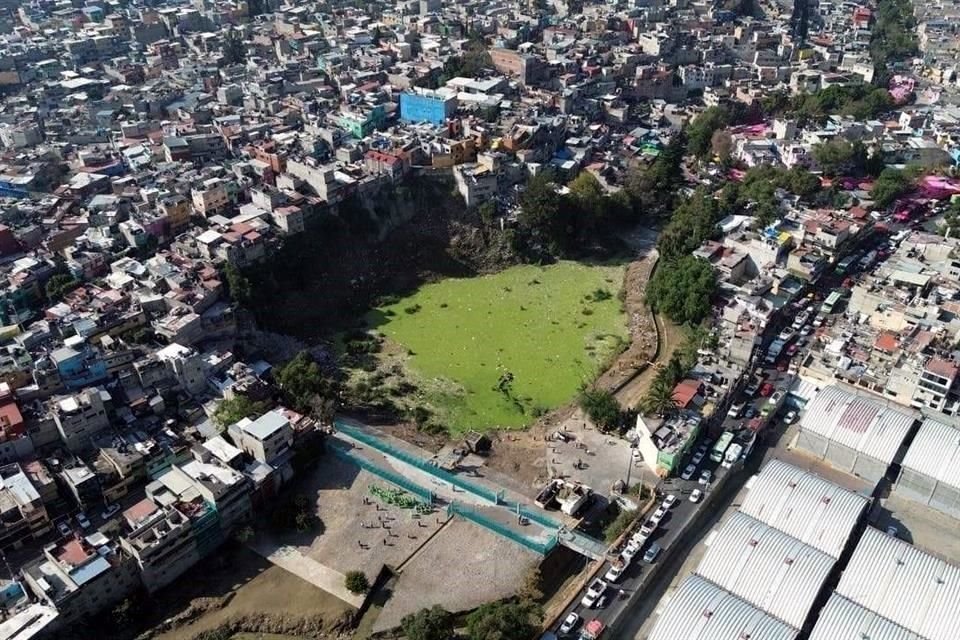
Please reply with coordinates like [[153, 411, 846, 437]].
[[594, 248, 660, 394]]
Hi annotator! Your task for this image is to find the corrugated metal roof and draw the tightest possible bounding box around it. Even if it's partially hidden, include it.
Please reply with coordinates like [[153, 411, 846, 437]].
[[837, 527, 960, 640], [696, 511, 836, 628], [808, 593, 923, 640], [740, 459, 870, 558], [899, 417, 960, 490], [648, 575, 798, 640], [799, 385, 915, 463]]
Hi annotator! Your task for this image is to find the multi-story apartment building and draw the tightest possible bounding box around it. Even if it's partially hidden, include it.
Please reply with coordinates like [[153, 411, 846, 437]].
[[22, 534, 139, 626], [0, 463, 50, 550], [51, 388, 111, 454], [120, 502, 198, 593], [229, 410, 293, 465]]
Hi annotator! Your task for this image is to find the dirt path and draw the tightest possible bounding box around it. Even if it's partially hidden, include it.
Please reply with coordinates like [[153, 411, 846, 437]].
[[614, 314, 685, 409]]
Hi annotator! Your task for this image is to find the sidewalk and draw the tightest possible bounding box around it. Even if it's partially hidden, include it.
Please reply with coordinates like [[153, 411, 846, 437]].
[[248, 539, 365, 608]]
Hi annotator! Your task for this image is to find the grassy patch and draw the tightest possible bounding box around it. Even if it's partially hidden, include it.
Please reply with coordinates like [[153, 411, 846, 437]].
[[364, 261, 627, 432]]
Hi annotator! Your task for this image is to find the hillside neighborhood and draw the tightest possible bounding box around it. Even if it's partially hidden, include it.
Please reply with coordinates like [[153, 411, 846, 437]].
[[0, 0, 957, 638]]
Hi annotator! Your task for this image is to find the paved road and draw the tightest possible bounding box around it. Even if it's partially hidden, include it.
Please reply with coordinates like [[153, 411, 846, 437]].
[[551, 455, 730, 638]]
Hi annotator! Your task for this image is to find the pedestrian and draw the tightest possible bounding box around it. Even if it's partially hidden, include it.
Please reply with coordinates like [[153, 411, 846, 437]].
[[358, 540, 361, 548]]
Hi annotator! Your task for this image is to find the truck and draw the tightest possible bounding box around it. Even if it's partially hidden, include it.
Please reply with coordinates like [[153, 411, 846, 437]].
[[765, 339, 786, 364], [722, 443, 743, 468], [559, 483, 593, 516], [579, 620, 605, 640], [710, 431, 735, 463]]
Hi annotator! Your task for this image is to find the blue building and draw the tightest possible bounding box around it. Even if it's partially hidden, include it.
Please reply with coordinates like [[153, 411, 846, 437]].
[[400, 89, 457, 125], [51, 344, 108, 390]]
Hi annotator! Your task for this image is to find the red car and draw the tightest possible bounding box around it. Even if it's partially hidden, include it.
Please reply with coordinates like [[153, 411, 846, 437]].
[[760, 383, 774, 397]]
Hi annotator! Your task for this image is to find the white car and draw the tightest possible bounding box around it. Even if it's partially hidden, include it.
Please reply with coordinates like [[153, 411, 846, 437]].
[[662, 494, 678, 509], [622, 541, 641, 561], [640, 520, 657, 536], [76, 513, 91, 530], [699, 470, 713, 486], [727, 402, 744, 419], [57, 521, 71, 537], [692, 450, 705, 465], [800, 325, 813, 336], [680, 464, 697, 480], [559, 612, 580, 635], [783, 410, 797, 425], [650, 506, 667, 525], [605, 562, 626, 582], [689, 489, 703, 503], [581, 578, 607, 608]]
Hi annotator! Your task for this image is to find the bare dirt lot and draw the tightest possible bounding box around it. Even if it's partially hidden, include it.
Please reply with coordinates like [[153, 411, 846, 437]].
[[268, 454, 445, 578], [152, 547, 352, 640], [372, 519, 539, 633]]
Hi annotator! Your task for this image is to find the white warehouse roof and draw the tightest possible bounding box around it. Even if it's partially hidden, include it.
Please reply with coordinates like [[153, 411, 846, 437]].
[[648, 575, 798, 640], [808, 593, 923, 640], [836, 527, 960, 640], [696, 511, 836, 628], [800, 385, 915, 464], [899, 417, 960, 490], [740, 459, 870, 558]]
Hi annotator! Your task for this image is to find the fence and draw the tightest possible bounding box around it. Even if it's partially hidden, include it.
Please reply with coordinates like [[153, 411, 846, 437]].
[[330, 442, 435, 504], [447, 501, 558, 556], [336, 421, 502, 503]]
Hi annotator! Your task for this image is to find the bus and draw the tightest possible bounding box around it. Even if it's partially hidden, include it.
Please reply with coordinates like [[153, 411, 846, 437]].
[[822, 290, 842, 314], [835, 255, 856, 275], [710, 431, 735, 463]]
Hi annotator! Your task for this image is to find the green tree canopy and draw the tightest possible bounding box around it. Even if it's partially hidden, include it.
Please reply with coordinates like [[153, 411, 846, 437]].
[[657, 189, 721, 260], [345, 570, 369, 594], [45, 273, 80, 302], [578, 388, 622, 432], [214, 395, 270, 427], [223, 262, 252, 306], [646, 255, 717, 325], [466, 601, 540, 640], [401, 606, 455, 640], [687, 106, 731, 158], [276, 352, 339, 417], [869, 167, 914, 208]]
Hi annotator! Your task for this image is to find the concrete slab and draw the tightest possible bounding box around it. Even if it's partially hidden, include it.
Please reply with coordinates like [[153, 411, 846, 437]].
[[373, 519, 539, 633], [874, 493, 960, 564], [248, 541, 365, 608]]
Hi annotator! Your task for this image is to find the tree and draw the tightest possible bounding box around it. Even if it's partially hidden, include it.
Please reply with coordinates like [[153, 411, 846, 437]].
[[223, 262, 252, 306], [518, 172, 571, 255], [710, 129, 734, 165], [276, 352, 339, 415], [812, 139, 858, 176], [345, 570, 370, 594], [645, 255, 717, 325], [213, 395, 269, 427], [466, 601, 539, 640], [870, 167, 913, 208], [221, 29, 247, 66], [578, 388, 621, 432], [401, 606, 455, 640], [640, 376, 677, 417], [657, 189, 721, 260], [687, 106, 731, 158], [45, 273, 79, 302]]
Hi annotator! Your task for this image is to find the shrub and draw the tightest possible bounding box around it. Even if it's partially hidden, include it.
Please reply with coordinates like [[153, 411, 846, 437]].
[[345, 570, 370, 594]]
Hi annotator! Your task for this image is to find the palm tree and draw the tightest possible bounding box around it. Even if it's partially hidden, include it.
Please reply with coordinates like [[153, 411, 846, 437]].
[[641, 377, 677, 417]]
